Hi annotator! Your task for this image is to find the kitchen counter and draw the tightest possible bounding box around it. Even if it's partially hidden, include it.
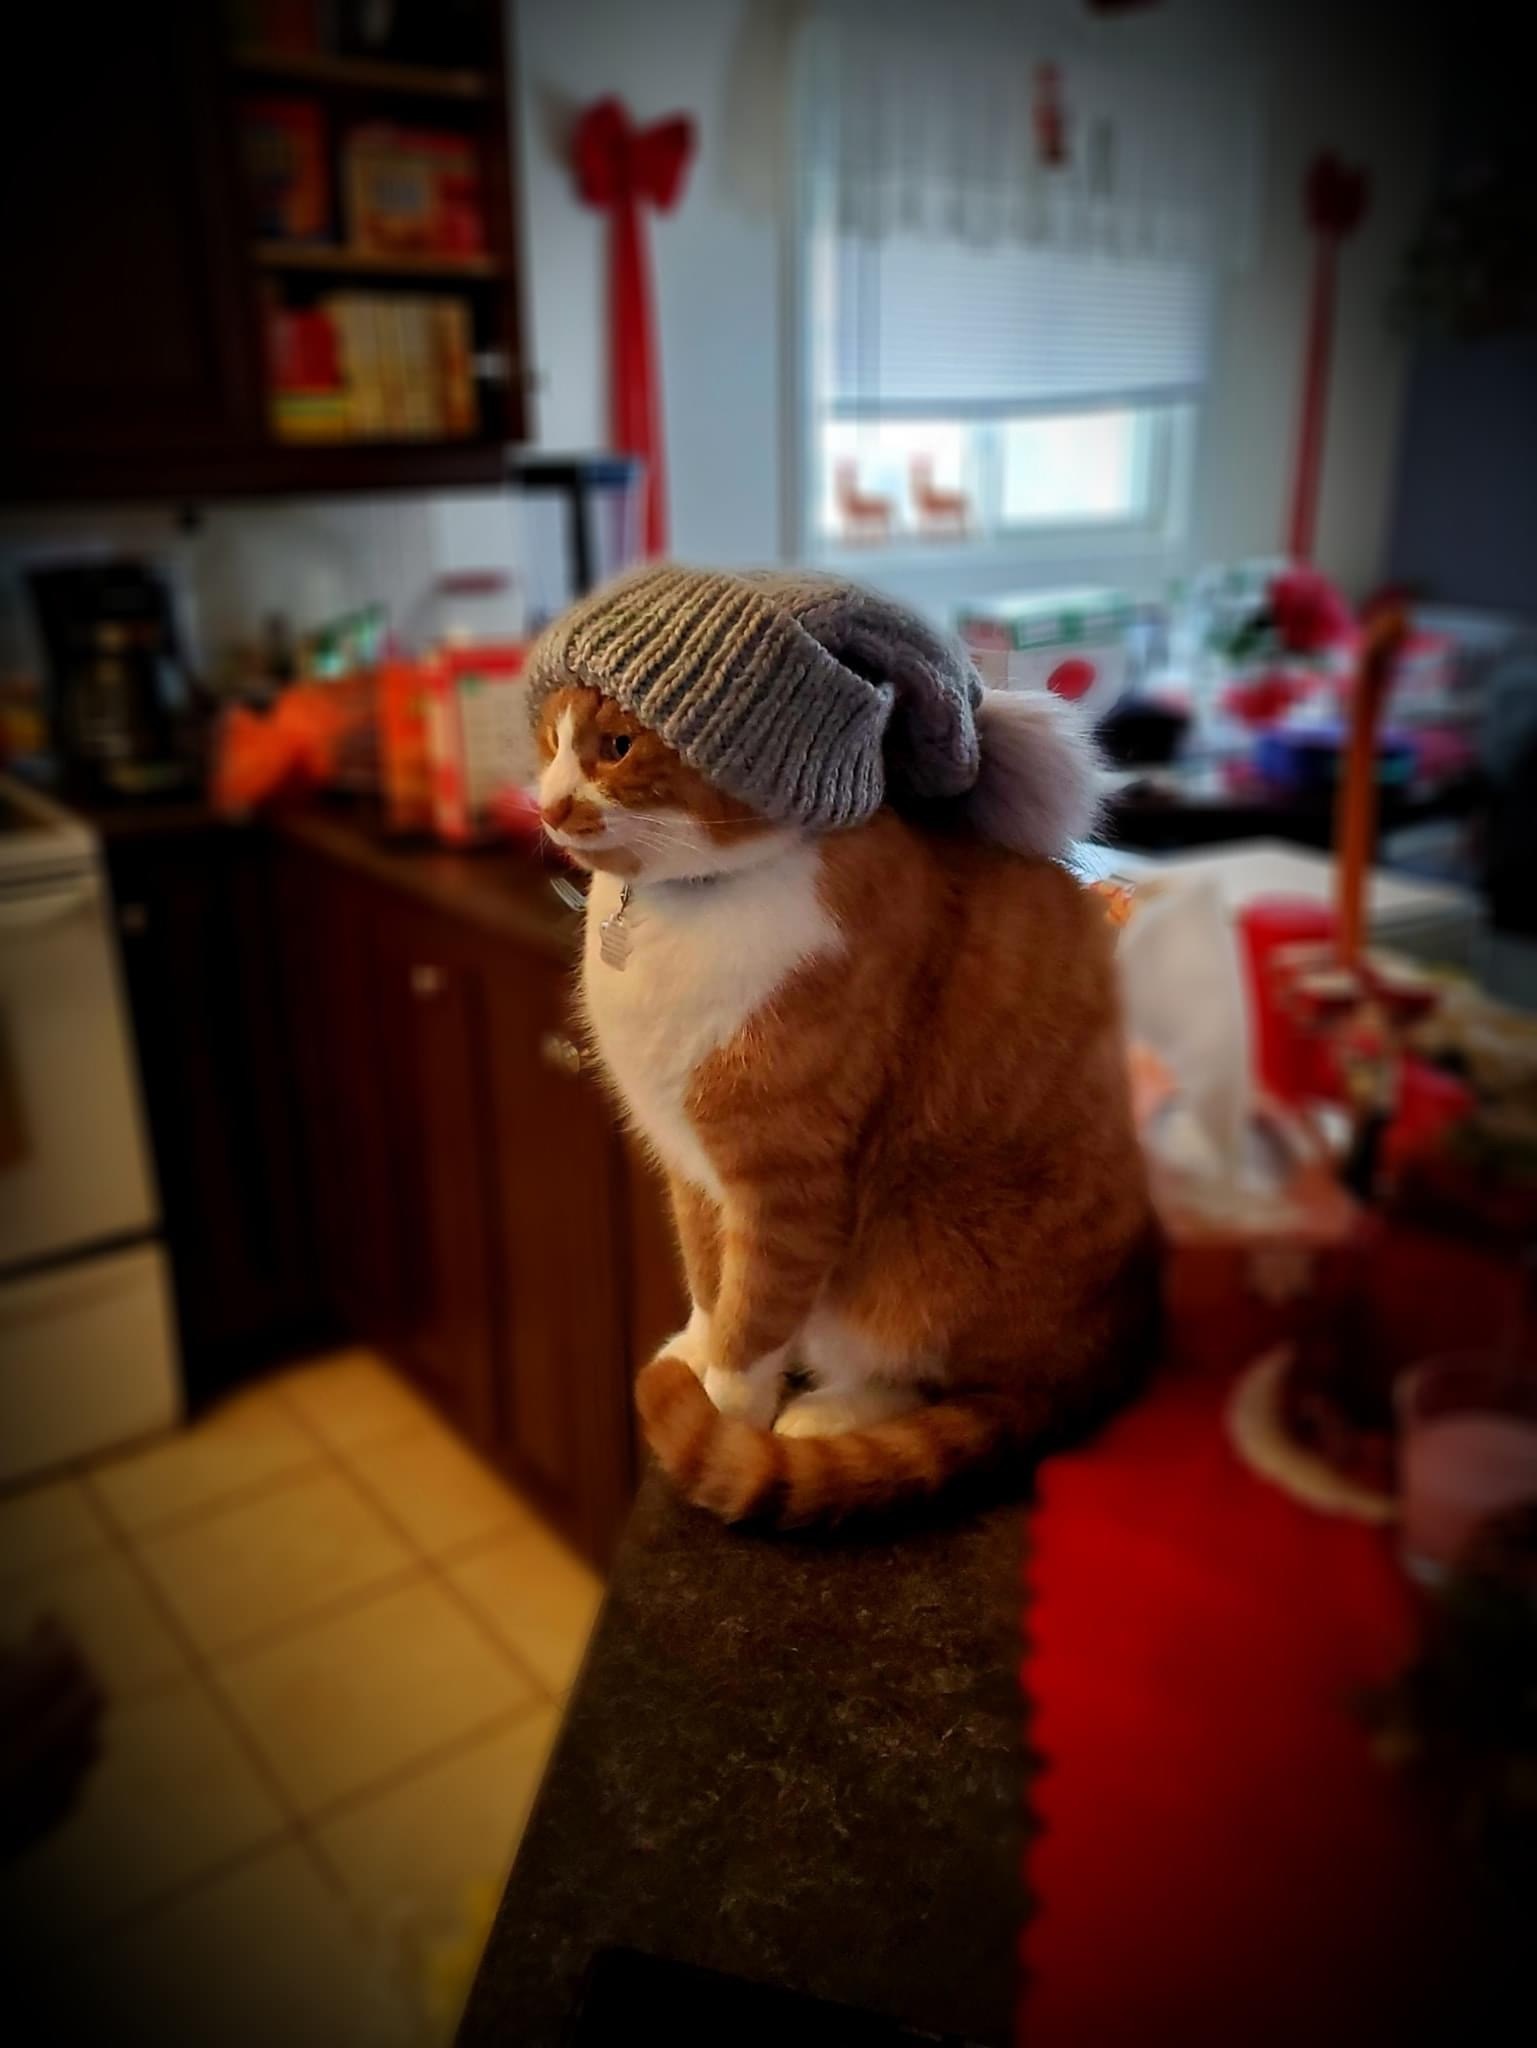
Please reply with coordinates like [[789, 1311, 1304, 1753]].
[[277, 805, 581, 962], [52, 786, 584, 968], [459, 1469, 1026, 2046]]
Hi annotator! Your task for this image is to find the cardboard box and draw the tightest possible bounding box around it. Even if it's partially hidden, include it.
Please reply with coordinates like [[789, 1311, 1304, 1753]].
[[957, 587, 1148, 715]]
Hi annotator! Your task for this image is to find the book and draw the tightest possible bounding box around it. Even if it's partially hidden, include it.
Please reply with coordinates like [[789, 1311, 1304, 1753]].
[[431, 298, 478, 437], [242, 98, 330, 241], [398, 298, 438, 437], [344, 124, 487, 258], [325, 295, 383, 438], [372, 297, 410, 437]]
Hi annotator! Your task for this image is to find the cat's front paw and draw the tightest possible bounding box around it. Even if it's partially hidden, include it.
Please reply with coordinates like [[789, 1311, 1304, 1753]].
[[775, 1384, 922, 1438], [659, 1303, 713, 1383], [701, 1357, 784, 1429]]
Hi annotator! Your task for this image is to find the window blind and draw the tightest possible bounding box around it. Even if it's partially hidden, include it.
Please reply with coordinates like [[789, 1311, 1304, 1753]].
[[828, 229, 1216, 416]]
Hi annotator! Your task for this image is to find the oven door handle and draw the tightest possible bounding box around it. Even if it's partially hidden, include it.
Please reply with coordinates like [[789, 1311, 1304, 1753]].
[[0, 877, 100, 936]]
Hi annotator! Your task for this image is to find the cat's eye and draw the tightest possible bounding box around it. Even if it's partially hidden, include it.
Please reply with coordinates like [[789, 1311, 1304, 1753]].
[[600, 733, 633, 763]]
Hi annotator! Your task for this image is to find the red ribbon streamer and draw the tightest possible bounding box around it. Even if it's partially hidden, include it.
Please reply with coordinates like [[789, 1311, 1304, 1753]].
[[1287, 152, 1369, 564], [572, 97, 696, 557]]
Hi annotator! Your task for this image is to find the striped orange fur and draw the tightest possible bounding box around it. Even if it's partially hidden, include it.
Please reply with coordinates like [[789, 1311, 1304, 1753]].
[[537, 684, 1160, 1528], [635, 1355, 1042, 1526]]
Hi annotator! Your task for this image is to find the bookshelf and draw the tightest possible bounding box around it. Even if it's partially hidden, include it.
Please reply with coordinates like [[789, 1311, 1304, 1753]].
[[231, 47, 498, 102], [255, 242, 507, 280], [0, 0, 528, 504]]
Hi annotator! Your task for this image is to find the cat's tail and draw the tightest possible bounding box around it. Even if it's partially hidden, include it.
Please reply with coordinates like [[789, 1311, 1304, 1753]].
[[963, 686, 1102, 858], [634, 1356, 1041, 1527]]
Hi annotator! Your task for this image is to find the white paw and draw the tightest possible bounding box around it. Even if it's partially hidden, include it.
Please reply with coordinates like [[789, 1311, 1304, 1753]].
[[701, 1357, 784, 1429], [773, 1385, 921, 1439], [662, 1304, 713, 1382]]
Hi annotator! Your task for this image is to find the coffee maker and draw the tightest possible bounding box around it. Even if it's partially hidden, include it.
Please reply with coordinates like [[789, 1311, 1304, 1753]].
[[28, 558, 201, 797]]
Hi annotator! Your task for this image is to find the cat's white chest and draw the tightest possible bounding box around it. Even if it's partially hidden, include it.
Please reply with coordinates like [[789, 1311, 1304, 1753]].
[[581, 846, 841, 1196]]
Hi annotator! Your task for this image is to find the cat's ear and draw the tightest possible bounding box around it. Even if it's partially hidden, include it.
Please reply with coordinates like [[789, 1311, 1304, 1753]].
[[964, 687, 1103, 859]]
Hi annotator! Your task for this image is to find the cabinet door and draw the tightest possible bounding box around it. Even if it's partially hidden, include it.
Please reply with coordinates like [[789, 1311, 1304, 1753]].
[[111, 827, 315, 1401], [481, 951, 635, 1564], [371, 903, 498, 1442], [0, 1, 257, 491], [276, 845, 398, 1354]]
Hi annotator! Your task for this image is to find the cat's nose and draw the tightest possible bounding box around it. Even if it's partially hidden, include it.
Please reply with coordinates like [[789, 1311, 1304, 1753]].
[[541, 793, 575, 830]]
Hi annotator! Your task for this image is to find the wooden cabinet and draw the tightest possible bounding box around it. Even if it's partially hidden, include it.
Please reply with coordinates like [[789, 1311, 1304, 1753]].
[[108, 820, 316, 1404], [277, 845, 401, 1353], [0, 2, 258, 494], [371, 902, 499, 1442], [276, 830, 678, 1566], [481, 948, 640, 1561], [1, 1, 527, 502]]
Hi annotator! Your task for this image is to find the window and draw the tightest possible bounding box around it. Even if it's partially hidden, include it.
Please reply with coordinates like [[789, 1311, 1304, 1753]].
[[999, 411, 1150, 526], [790, 9, 1250, 565], [803, 223, 1208, 555], [816, 408, 1169, 543]]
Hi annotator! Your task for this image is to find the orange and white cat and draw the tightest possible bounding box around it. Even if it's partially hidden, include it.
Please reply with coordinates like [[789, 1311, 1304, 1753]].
[[536, 683, 1158, 1526]]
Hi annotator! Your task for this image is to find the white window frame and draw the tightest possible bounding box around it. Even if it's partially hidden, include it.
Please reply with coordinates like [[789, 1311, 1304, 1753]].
[[783, 88, 1202, 575]]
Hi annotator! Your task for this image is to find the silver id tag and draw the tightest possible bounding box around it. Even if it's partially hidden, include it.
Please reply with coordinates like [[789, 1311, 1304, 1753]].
[[598, 884, 633, 969]]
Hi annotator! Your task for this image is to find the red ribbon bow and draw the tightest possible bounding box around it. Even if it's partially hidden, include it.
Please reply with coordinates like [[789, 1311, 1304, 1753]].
[[571, 98, 697, 557], [574, 97, 694, 213]]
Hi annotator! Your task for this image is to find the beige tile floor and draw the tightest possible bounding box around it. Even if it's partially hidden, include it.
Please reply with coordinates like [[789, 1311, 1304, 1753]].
[[0, 1349, 603, 2047]]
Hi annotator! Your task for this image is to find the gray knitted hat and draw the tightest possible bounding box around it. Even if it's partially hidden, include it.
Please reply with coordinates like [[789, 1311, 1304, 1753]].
[[526, 563, 985, 831]]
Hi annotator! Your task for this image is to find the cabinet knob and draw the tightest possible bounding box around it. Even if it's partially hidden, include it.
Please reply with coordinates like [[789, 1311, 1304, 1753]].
[[474, 346, 514, 385], [411, 963, 445, 999], [540, 1031, 586, 1079], [119, 902, 149, 936]]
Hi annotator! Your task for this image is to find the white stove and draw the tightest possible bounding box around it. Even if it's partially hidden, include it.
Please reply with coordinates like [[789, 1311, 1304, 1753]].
[[0, 776, 180, 1481]]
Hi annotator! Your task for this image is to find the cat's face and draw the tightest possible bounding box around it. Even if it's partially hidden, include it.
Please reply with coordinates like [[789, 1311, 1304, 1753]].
[[535, 685, 786, 881]]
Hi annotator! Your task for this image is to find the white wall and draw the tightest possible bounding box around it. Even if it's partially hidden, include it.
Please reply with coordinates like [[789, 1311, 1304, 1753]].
[[513, 0, 784, 567], [0, 494, 480, 689], [1173, 0, 1436, 598], [512, 0, 1438, 608]]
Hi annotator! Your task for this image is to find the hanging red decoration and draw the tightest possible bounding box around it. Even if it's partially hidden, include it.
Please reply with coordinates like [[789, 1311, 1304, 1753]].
[[1286, 151, 1370, 564], [571, 97, 697, 557], [1033, 63, 1069, 169]]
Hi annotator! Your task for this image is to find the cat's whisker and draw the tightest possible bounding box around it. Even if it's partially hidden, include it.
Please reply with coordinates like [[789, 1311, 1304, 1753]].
[[626, 817, 757, 846], [625, 824, 719, 852]]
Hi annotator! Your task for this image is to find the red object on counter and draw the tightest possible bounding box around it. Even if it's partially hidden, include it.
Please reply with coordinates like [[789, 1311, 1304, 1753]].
[[211, 685, 361, 816], [1381, 1057, 1475, 1181], [378, 656, 434, 834], [1269, 565, 1355, 654], [1237, 898, 1338, 1101], [1221, 667, 1309, 729], [1045, 657, 1095, 702], [424, 643, 529, 846], [1022, 1367, 1488, 2047]]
